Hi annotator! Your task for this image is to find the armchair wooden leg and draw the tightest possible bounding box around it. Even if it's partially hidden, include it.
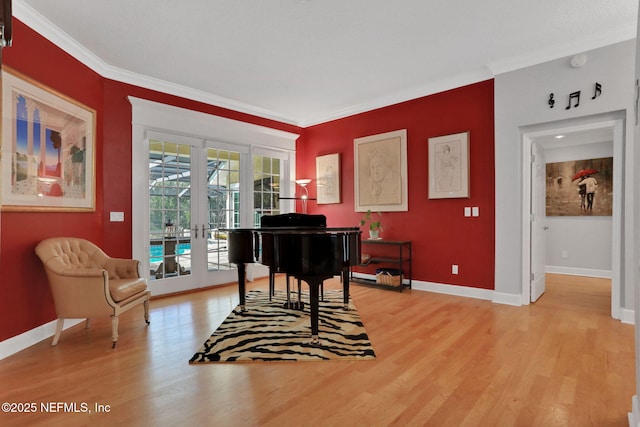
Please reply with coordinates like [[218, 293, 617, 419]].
[[85, 318, 91, 329], [52, 318, 64, 346], [144, 298, 150, 324], [111, 316, 119, 349]]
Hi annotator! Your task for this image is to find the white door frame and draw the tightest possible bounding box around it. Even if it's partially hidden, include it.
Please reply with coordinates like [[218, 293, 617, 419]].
[[129, 97, 299, 295], [521, 114, 624, 319]]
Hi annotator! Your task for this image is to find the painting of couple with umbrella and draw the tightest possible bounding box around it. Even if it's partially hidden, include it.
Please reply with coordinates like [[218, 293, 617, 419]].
[[545, 157, 613, 216]]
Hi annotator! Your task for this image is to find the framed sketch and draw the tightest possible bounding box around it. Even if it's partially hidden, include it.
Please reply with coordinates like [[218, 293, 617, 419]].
[[428, 131, 470, 199], [316, 153, 341, 204], [354, 129, 408, 212], [1, 68, 96, 211]]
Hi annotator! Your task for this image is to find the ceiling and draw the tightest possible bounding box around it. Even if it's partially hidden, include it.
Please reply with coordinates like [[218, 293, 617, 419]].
[[14, 0, 638, 127]]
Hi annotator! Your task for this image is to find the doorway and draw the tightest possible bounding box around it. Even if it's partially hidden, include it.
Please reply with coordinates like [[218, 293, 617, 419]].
[[129, 97, 299, 296], [521, 113, 624, 319], [146, 132, 251, 295]]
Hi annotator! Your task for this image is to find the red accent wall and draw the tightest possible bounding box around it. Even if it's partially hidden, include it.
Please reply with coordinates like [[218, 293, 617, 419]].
[[298, 81, 495, 289], [0, 21, 106, 340], [0, 20, 301, 342]]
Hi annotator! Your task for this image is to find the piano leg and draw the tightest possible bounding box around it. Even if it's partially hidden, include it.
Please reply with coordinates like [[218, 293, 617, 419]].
[[236, 263, 248, 312], [342, 267, 350, 310], [306, 279, 322, 345], [268, 269, 275, 301]]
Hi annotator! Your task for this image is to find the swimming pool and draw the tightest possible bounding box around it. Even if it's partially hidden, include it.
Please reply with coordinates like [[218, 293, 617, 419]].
[[149, 243, 191, 263]]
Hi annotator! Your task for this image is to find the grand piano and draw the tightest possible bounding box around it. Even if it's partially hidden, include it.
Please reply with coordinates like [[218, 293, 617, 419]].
[[225, 213, 361, 344]]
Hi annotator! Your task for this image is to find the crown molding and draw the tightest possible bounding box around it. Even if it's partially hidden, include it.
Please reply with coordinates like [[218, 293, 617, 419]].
[[9, 2, 493, 129], [106, 65, 303, 126], [299, 67, 494, 127], [13, 0, 638, 129], [13, 0, 301, 126]]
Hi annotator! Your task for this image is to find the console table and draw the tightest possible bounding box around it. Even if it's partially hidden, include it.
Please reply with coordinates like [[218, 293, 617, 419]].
[[351, 239, 412, 291]]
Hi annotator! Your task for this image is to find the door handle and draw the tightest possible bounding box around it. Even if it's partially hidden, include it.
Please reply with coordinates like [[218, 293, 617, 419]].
[[543, 226, 549, 230]]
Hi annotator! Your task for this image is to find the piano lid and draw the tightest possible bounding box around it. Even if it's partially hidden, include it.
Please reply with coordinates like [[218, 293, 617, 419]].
[[260, 213, 326, 228]]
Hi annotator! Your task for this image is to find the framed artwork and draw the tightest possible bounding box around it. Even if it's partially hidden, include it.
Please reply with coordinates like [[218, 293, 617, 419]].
[[428, 131, 470, 199], [316, 153, 341, 204], [546, 157, 613, 216], [354, 129, 408, 212], [1, 68, 96, 211]]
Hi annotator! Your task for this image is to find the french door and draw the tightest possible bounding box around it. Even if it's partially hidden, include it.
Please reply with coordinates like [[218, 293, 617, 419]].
[[529, 141, 546, 302], [143, 131, 290, 295]]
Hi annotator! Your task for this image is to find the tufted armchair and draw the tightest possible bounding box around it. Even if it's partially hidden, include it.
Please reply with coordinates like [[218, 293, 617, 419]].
[[35, 237, 150, 348]]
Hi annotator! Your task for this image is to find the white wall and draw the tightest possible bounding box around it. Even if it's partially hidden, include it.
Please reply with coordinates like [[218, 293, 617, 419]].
[[631, 2, 640, 424], [494, 39, 636, 309], [545, 141, 613, 276]]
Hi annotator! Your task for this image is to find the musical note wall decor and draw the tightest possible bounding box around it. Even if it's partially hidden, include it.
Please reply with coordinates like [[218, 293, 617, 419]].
[[592, 82, 602, 100], [546, 83, 602, 111], [566, 91, 580, 110]]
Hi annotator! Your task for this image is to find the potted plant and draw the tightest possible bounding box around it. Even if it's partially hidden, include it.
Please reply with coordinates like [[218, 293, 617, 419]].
[[359, 210, 383, 239]]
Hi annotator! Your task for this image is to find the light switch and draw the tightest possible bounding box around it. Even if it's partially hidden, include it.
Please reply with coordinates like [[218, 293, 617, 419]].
[[110, 211, 125, 222], [464, 207, 471, 217], [472, 207, 479, 217]]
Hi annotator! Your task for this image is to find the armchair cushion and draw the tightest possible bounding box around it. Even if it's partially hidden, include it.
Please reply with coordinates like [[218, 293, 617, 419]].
[[110, 278, 148, 302]]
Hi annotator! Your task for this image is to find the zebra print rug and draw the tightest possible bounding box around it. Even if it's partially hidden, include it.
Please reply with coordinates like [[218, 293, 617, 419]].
[[189, 289, 376, 362]]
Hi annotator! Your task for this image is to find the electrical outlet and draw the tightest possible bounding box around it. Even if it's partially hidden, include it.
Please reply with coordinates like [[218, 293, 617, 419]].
[[562, 250, 568, 259], [452, 264, 459, 274]]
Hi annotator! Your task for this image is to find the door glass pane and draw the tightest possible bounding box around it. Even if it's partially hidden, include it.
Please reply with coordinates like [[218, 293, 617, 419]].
[[206, 148, 241, 271], [253, 155, 281, 226], [148, 140, 192, 280]]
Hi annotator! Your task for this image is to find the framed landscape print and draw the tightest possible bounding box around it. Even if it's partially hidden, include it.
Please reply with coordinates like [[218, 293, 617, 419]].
[[316, 153, 341, 204], [1, 68, 96, 211], [428, 131, 470, 199], [354, 129, 408, 212]]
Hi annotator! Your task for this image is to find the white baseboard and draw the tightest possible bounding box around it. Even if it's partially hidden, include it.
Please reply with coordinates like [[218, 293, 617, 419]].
[[350, 273, 522, 306], [545, 265, 612, 279], [0, 318, 83, 361], [411, 280, 495, 301], [629, 395, 640, 427], [492, 291, 523, 306], [621, 309, 636, 325]]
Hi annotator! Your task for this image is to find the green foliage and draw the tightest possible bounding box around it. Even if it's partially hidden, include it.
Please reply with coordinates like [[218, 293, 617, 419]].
[[359, 210, 383, 231]]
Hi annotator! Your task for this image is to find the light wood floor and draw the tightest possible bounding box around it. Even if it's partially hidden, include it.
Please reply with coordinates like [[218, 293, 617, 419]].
[[0, 274, 634, 426]]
